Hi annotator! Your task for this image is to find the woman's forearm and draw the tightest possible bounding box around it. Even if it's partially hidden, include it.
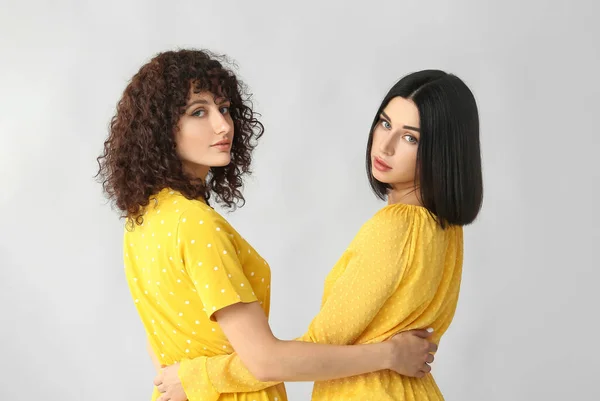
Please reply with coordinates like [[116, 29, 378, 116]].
[[255, 339, 393, 382], [215, 301, 394, 383]]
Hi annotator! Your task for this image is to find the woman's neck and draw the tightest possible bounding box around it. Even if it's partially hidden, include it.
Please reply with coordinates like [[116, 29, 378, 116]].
[[182, 161, 210, 182], [388, 185, 422, 207]]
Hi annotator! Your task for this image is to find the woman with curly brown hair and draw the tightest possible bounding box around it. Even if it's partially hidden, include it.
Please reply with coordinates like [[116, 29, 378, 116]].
[[97, 49, 438, 401]]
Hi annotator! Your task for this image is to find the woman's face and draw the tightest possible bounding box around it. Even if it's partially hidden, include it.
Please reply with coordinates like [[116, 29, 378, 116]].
[[370, 96, 421, 189], [175, 90, 234, 178]]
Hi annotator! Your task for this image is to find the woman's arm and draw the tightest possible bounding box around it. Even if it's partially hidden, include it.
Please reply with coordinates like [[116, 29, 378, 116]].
[[158, 304, 434, 401], [159, 304, 434, 401], [214, 301, 400, 382]]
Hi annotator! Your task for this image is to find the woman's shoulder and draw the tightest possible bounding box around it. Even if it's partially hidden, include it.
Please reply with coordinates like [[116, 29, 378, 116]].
[[355, 202, 455, 242], [353, 203, 461, 254], [369, 203, 463, 241], [152, 188, 230, 227], [369, 203, 430, 227]]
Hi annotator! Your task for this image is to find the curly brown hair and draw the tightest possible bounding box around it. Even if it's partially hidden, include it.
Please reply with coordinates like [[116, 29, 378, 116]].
[[96, 49, 264, 226]]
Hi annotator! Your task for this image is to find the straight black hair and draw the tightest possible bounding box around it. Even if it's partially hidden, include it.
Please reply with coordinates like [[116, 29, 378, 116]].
[[366, 70, 483, 227]]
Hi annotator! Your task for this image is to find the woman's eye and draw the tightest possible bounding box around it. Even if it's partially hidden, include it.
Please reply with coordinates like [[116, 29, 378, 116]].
[[381, 120, 391, 129], [192, 109, 205, 117], [404, 135, 418, 144], [220, 106, 230, 114]]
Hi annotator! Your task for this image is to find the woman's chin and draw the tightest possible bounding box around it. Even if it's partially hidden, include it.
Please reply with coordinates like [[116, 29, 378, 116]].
[[211, 155, 232, 167], [372, 168, 390, 183]]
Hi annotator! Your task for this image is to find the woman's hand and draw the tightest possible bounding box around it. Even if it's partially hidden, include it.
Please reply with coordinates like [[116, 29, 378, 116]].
[[154, 363, 187, 401], [388, 329, 437, 378]]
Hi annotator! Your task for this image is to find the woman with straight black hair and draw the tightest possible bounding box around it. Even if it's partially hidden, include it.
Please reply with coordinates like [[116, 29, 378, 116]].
[[366, 69, 483, 227], [155, 69, 483, 401]]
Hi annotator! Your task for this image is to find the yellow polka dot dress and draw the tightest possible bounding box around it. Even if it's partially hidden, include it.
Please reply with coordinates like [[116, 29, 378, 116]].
[[123, 188, 287, 401], [176, 203, 464, 401]]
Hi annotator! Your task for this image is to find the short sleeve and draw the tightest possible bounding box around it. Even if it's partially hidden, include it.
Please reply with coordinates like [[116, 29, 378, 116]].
[[177, 206, 258, 321]]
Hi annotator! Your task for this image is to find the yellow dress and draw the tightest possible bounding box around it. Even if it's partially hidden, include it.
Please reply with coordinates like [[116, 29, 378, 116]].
[[178, 203, 464, 401], [123, 188, 288, 401]]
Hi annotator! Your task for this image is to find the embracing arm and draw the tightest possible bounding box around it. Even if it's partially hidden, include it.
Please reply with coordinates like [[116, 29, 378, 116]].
[[213, 301, 395, 382]]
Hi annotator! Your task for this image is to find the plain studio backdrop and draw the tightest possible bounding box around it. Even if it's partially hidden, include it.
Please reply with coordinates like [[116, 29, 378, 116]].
[[1, 0, 599, 400]]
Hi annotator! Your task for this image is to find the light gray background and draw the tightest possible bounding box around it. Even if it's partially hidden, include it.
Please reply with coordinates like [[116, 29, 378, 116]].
[[1, 0, 598, 400]]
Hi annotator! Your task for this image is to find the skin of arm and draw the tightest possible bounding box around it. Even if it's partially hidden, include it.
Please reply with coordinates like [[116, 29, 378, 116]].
[[213, 301, 398, 382]]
